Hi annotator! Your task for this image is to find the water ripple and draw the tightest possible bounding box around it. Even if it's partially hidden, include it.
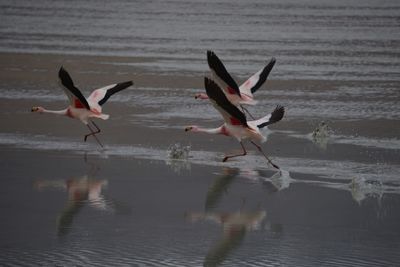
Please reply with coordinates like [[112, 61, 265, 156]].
[[1, 0, 399, 80], [0, 133, 399, 187]]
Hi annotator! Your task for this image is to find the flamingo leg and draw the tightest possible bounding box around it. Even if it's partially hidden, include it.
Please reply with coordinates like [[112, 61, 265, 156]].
[[250, 141, 279, 169], [222, 142, 247, 162], [84, 121, 103, 147], [91, 121, 102, 137], [240, 105, 255, 120], [84, 123, 99, 141]]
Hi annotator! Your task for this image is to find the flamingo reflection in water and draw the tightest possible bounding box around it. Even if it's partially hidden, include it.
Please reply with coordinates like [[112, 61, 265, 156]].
[[34, 175, 114, 235], [205, 168, 240, 211], [185, 209, 267, 267], [205, 167, 292, 212], [186, 166, 278, 266]]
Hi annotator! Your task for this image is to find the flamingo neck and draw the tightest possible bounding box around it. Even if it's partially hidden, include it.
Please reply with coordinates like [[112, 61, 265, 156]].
[[193, 126, 224, 135], [41, 108, 68, 116]]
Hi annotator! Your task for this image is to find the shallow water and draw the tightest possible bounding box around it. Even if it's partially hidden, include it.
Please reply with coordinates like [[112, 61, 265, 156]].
[[1, 0, 399, 80], [1, 73, 400, 267], [1, 0, 400, 266], [1, 149, 400, 266], [1, 62, 400, 267]]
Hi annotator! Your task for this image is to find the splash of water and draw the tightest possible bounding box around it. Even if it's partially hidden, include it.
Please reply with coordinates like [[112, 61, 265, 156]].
[[167, 143, 191, 160], [166, 143, 191, 173], [311, 121, 333, 149], [349, 177, 384, 204]]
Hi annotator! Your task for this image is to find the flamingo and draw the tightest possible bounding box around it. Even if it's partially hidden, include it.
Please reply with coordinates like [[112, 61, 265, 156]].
[[31, 67, 133, 147], [35, 176, 109, 236], [185, 209, 266, 266], [195, 50, 276, 118], [185, 77, 284, 169]]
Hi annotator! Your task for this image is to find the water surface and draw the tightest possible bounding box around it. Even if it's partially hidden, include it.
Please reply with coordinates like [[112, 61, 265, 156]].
[[1, 0, 400, 266], [1, 0, 399, 80]]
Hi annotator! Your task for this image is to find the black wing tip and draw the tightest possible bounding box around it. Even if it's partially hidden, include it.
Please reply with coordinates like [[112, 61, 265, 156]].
[[207, 50, 219, 68], [204, 77, 218, 92], [204, 76, 213, 85], [58, 66, 73, 84], [120, 80, 134, 87], [98, 80, 134, 106], [203, 76, 221, 104], [57, 66, 90, 110], [58, 66, 67, 76], [257, 105, 285, 128], [271, 105, 285, 122], [58, 66, 72, 84], [207, 50, 215, 60], [204, 77, 248, 127], [264, 57, 276, 71], [267, 58, 276, 69], [250, 57, 276, 94], [206, 50, 240, 94], [204, 77, 225, 95]]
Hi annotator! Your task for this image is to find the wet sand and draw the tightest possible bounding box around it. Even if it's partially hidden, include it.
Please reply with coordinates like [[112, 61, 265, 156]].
[[1, 52, 400, 266]]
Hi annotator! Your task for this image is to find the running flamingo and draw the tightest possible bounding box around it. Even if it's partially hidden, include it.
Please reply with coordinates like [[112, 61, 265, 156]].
[[186, 78, 284, 169], [195, 50, 276, 118], [31, 67, 133, 147]]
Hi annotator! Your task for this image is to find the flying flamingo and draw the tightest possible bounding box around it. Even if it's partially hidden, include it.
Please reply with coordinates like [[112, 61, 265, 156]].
[[31, 67, 133, 147], [185, 77, 284, 169], [195, 50, 276, 118]]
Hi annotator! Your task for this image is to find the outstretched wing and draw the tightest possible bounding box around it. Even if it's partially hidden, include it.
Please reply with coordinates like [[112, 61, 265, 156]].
[[88, 81, 133, 106], [58, 67, 90, 110], [239, 57, 276, 95], [252, 105, 284, 129], [207, 50, 241, 97], [204, 77, 248, 127]]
